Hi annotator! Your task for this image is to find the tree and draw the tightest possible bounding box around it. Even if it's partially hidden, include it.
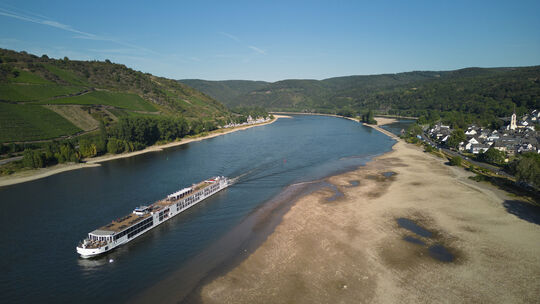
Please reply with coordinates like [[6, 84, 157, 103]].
[[157, 118, 179, 141], [43, 142, 60, 166], [107, 138, 125, 154], [478, 148, 505, 165], [79, 139, 97, 158], [204, 120, 217, 132], [189, 119, 204, 135], [417, 115, 428, 125], [22, 149, 45, 168], [361, 110, 377, 124], [56, 143, 80, 163], [95, 122, 107, 155], [338, 108, 355, 118], [447, 129, 466, 149], [176, 117, 189, 137], [406, 124, 423, 137], [449, 156, 462, 166], [514, 153, 540, 187]]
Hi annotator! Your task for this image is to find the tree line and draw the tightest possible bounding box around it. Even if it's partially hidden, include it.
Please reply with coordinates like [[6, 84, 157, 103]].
[[12, 116, 218, 170]]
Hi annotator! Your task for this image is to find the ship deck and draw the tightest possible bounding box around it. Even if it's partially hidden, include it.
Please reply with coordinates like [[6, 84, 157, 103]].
[[95, 180, 215, 234], [99, 213, 152, 233]]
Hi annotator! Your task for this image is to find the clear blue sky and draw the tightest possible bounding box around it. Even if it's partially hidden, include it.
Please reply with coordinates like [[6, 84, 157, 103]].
[[1, 0, 539, 81]]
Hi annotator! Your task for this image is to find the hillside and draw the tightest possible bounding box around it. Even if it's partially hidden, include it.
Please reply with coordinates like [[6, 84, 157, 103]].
[[179, 79, 269, 106], [0, 48, 229, 142], [181, 67, 540, 126]]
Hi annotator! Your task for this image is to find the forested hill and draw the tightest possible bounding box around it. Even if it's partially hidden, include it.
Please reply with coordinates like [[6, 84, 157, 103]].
[[0, 48, 229, 142], [179, 79, 270, 105], [180, 66, 540, 127]]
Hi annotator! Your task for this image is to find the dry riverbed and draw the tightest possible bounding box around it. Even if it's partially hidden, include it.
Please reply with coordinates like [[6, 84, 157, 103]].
[[199, 119, 540, 303]]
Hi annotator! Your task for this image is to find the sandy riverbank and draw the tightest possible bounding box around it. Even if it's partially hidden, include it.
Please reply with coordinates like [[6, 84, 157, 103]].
[[0, 116, 288, 187], [199, 118, 540, 303]]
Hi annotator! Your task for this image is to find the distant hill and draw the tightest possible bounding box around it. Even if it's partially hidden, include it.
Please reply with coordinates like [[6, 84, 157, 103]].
[[181, 67, 540, 126], [0, 48, 229, 142], [179, 79, 269, 106]]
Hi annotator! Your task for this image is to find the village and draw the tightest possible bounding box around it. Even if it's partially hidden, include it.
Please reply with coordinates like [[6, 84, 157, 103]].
[[427, 109, 540, 158], [222, 115, 272, 128]]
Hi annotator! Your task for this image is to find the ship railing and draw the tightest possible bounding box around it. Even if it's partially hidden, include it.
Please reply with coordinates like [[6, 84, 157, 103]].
[[79, 238, 111, 249]]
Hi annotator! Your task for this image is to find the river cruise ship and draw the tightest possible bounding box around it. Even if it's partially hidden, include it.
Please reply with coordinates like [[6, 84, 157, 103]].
[[76, 176, 229, 258]]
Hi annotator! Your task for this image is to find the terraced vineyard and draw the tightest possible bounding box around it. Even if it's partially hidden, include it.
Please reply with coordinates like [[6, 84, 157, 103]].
[[0, 84, 84, 102], [0, 103, 81, 142], [0, 48, 230, 143], [34, 91, 157, 112]]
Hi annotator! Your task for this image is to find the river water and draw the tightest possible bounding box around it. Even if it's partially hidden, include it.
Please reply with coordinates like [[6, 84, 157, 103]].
[[0, 115, 399, 303], [380, 119, 415, 136]]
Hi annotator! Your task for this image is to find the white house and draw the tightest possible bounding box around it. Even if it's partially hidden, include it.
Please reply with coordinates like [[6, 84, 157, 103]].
[[465, 128, 476, 135], [487, 131, 500, 141], [468, 137, 479, 145], [471, 143, 491, 154]]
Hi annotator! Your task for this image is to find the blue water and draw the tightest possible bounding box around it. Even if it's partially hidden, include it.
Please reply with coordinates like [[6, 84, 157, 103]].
[[0, 115, 395, 303]]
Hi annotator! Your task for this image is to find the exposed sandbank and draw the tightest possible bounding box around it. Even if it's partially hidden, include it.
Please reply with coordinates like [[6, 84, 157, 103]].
[[199, 118, 540, 303], [0, 116, 286, 187]]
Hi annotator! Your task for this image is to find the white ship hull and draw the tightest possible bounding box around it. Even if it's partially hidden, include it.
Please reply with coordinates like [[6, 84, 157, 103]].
[[77, 176, 228, 258]]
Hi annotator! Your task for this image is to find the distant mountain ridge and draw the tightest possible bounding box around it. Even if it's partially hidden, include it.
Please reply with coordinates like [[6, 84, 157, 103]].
[[179, 66, 540, 125]]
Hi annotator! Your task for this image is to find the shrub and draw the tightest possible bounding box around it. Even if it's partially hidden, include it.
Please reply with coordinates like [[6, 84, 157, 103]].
[[450, 156, 462, 166]]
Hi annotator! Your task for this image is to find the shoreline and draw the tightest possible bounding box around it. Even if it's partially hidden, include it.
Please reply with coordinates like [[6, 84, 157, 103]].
[[197, 118, 540, 303], [0, 115, 288, 188], [272, 111, 416, 119], [131, 117, 404, 303], [270, 111, 401, 128]]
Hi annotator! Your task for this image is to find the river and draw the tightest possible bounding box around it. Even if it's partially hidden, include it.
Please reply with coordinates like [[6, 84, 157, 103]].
[[0, 115, 402, 303]]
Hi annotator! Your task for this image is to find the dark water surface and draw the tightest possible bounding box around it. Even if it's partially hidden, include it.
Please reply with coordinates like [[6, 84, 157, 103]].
[[428, 244, 455, 262], [380, 119, 415, 136], [396, 218, 433, 238], [0, 115, 395, 303]]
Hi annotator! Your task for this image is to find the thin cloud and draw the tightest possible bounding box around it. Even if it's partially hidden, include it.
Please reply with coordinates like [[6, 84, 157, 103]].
[[0, 8, 98, 39], [0, 6, 160, 56], [219, 31, 240, 42], [248, 46, 266, 55], [87, 48, 138, 54], [218, 31, 267, 56]]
